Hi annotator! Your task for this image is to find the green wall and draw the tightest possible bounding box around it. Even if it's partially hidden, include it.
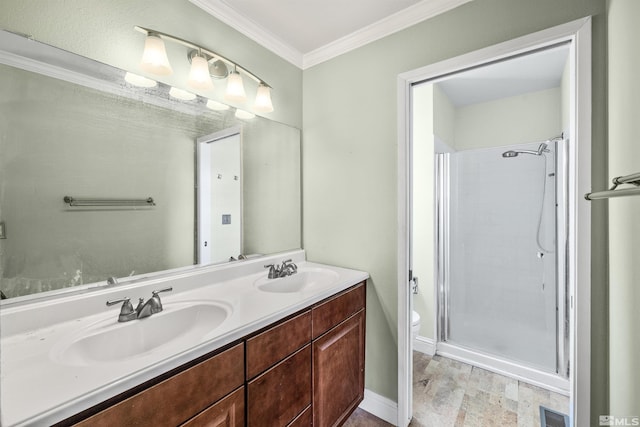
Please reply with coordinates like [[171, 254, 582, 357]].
[[302, 0, 608, 424], [607, 0, 640, 418]]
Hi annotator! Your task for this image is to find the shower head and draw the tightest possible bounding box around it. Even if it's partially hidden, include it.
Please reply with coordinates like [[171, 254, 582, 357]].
[[502, 143, 550, 158]]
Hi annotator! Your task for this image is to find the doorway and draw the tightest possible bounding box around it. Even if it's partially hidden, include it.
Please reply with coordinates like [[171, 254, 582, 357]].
[[397, 18, 592, 427], [197, 127, 242, 265]]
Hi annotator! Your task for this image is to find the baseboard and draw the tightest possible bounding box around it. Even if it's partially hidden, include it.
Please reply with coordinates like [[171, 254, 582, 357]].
[[358, 389, 398, 426], [413, 336, 436, 356]]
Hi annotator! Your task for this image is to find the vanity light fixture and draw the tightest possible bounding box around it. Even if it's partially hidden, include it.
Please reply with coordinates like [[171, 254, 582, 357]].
[[169, 87, 196, 101], [124, 72, 157, 88], [225, 67, 246, 102], [139, 34, 173, 75], [187, 50, 214, 90], [254, 82, 274, 113], [134, 26, 274, 113]]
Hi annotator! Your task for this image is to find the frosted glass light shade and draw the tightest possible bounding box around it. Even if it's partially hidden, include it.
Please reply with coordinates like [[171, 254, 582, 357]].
[[225, 70, 246, 102], [140, 35, 173, 76], [253, 83, 274, 113], [124, 72, 157, 88], [169, 87, 196, 101], [187, 55, 214, 90], [235, 109, 255, 119], [206, 99, 230, 111]]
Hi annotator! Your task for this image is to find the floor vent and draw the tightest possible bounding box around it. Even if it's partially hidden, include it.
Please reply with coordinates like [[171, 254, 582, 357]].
[[540, 406, 569, 427]]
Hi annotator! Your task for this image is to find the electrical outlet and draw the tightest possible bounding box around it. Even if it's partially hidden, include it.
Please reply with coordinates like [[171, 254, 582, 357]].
[[222, 214, 231, 225]]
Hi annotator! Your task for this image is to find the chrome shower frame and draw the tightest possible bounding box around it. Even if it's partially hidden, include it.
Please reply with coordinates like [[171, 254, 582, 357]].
[[435, 153, 450, 343], [434, 139, 571, 392]]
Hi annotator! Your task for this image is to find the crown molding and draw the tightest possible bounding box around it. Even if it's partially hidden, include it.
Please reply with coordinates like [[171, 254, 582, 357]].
[[303, 0, 472, 69], [189, 0, 472, 70], [189, 0, 304, 68]]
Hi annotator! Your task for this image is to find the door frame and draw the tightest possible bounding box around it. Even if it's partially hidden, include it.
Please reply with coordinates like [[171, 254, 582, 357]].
[[396, 17, 592, 426]]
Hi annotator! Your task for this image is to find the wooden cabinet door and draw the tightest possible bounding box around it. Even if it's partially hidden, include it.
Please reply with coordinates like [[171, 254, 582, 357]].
[[181, 387, 244, 427], [312, 311, 365, 427]]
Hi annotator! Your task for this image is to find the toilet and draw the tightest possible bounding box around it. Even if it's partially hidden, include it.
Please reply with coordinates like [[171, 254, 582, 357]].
[[412, 310, 421, 340]]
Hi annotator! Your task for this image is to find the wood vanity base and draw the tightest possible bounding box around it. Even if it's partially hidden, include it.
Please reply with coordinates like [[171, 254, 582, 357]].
[[59, 281, 366, 427]]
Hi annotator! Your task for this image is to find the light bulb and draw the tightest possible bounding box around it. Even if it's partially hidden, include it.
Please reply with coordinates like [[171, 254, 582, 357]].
[[225, 70, 246, 102], [235, 109, 255, 119], [139, 35, 173, 76], [124, 72, 157, 88], [187, 54, 214, 90], [169, 87, 196, 101], [206, 99, 230, 111], [253, 83, 274, 113]]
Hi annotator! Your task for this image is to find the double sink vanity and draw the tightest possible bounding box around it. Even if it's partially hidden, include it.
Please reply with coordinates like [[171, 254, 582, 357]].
[[0, 250, 368, 426]]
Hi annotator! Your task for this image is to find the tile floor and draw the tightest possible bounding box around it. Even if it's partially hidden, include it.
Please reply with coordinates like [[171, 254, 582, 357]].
[[345, 352, 570, 427]]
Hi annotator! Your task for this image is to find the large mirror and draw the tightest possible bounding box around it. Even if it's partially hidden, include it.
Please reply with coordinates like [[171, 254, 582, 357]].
[[0, 31, 301, 301]]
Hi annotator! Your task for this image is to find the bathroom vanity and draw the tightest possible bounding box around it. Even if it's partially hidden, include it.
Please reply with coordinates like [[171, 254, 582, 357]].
[[0, 251, 368, 426]]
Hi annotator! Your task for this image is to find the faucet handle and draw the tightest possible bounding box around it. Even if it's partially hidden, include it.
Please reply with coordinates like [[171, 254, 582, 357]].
[[106, 297, 137, 322], [106, 297, 130, 307], [149, 287, 173, 314], [264, 264, 278, 279], [152, 287, 173, 296]]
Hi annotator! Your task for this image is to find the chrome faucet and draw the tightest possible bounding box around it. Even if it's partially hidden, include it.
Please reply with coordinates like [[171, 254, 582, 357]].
[[106, 287, 172, 322], [264, 259, 298, 279]]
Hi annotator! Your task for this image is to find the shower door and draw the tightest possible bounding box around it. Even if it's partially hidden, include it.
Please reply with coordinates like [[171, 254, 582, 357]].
[[439, 141, 562, 373]]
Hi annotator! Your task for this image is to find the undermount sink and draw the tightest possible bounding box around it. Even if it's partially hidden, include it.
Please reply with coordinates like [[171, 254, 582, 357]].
[[255, 268, 339, 293], [50, 301, 230, 366]]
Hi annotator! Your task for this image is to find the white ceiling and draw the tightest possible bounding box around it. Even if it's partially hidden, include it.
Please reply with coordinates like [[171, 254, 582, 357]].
[[436, 44, 570, 106], [189, 0, 472, 69]]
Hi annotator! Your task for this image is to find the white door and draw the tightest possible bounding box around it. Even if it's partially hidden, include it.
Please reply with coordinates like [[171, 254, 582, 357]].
[[197, 128, 242, 264]]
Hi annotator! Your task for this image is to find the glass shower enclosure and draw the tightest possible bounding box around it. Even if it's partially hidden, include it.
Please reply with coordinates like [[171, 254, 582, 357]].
[[436, 139, 569, 379]]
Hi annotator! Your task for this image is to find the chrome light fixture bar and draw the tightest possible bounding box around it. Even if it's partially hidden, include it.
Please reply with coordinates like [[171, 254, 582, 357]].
[[134, 26, 273, 113]]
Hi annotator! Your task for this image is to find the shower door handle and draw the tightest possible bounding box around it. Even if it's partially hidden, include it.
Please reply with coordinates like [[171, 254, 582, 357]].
[[411, 276, 419, 294]]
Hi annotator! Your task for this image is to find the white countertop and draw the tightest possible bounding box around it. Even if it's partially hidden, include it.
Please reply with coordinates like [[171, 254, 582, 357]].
[[0, 251, 368, 426]]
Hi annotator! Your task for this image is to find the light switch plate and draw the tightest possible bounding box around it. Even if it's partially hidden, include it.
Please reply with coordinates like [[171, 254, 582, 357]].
[[222, 214, 231, 225]]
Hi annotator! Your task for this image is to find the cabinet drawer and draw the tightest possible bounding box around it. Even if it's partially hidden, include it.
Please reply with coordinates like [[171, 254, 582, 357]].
[[312, 282, 365, 339], [246, 310, 311, 379], [287, 405, 312, 427], [181, 387, 244, 427], [75, 343, 244, 427], [247, 345, 311, 426]]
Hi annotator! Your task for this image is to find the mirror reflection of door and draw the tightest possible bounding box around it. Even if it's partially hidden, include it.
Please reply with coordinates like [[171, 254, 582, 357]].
[[197, 128, 242, 265]]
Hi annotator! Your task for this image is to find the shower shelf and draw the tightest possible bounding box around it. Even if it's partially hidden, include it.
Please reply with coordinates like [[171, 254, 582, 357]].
[[584, 172, 640, 200], [63, 196, 156, 207]]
